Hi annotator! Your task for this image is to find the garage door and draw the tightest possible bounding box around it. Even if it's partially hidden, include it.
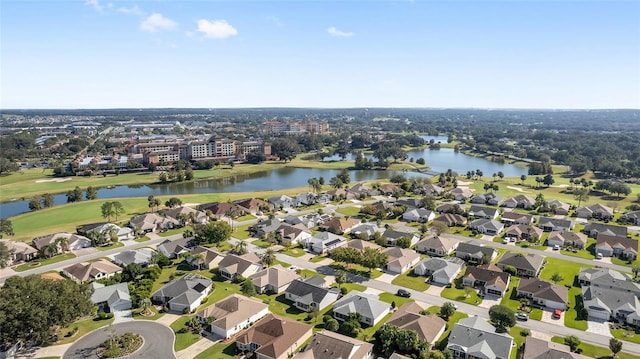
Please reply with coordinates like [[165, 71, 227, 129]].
[[588, 309, 610, 321]]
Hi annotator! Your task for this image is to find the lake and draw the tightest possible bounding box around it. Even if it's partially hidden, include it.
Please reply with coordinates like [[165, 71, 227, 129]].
[[0, 148, 526, 218]]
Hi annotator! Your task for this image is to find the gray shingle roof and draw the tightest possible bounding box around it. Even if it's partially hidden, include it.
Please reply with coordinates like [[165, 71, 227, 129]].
[[286, 278, 339, 305], [447, 316, 513, 359], [332, 291, 389, 322]]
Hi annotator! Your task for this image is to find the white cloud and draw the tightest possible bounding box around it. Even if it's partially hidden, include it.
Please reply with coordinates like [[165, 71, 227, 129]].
[[85, 0, 104, 12], [118, 5, 144, 16], [196, 19, 238, 39], [327, 26, 354, 37], [140, 13, 177, 33]]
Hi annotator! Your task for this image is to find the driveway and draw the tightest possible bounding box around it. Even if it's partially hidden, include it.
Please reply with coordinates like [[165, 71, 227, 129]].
[[478, 294, 501, 309], [586, 318, 612, 337], [363, 288, 383, 296], [424, 284, 445, 296], [376, 273, 397, 284], [63, 321, 176, 359], [540, 309, 561, 324], [112, 303, 133, 323]]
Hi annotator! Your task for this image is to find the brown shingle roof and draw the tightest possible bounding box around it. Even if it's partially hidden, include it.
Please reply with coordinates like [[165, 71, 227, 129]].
[[237, 314, 312, 359]]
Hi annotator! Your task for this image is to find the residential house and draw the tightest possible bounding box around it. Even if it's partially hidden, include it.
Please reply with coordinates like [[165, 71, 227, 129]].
[[447, 188, 474, 201], [503, 195, 535, 209], [471, 193, 504, 206], [455, 242, 498, 262], [461, 264, 511, 297], [582, 286, 640, 326], [0, 240, 37, 264], [285, 277, 340, 312], [468, 205, 500, 220], [595, 234, 638, 259], [537, 217, 573, 232], [402, 208, 435, 223], [383, 247, 421, 274], [307, 232, 348, 254], [236, 314, 313, 359], [621, 210, 640, 225], [295, 192, 320, 206], [578, 268, 640, 296], [386, 302, 446, 345], [350, 223, 382, 240], [412, 183, 444, 197], [293, 330, 373, 359], [268, 195, 295, 209], [90, 282, 131, 314], [325, 188, 354, 202], [433, 213, 467, 227], [187, 246, 225, 270], [500, 212, 534, 226], [129, 213, 178, 233], [504, 224, 543, 242], [249, 265, 301, 294], [382, 229, 419, 247], [152, 273, 212, 313], [544, 199, 571, 215], [547, 231, 587, 249], [348, 183, 379, 198], [32, 232, 91, 252], [157, 238, 194, 259], [576, 203, 614, 220], [218, 253, 263, 281], [319, 218, 361, 234], [332, 291, 390, 326], [447, 316, 514, 359], [62, 260, 122, 284], [112, 248, 155, 267], [161, 206, 209, 226], [396, 198, 422, 208], [584, 223, 628, 238], [235, 198, 274, 214], [196, 294, 269, 338], [197, 202, 246, 220], [414, 257, 465, 285], [516, 278, 568, 310], [523, 337, 591, 359], [496, 252, 545, 278], [468, 218, 505, 236], [436, 203, 464, 214], [276, 223, 312, 245], [290, 213, 331, 228], [346, 239, 382, 251], [379, 183, 404, 196], [414, 235, 459, 256], [252, 219, 283, 238]]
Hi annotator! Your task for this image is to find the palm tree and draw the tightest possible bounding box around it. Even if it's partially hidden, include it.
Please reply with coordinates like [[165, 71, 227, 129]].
[[235, 240, 248, 255], [261, 249, 276, 267], [191, 253, 205, 269], [40, 243, 58, 259], [139, 298, 152, 315], [55, 236, 70, 252]]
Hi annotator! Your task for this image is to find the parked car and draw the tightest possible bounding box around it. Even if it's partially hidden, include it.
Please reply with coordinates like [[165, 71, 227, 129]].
[[595, 253, 603, 259], [516, 313, 528, 321], [553, 309, 562, 319], [553, 244, 560, 250], [396, 289, 411, 298]]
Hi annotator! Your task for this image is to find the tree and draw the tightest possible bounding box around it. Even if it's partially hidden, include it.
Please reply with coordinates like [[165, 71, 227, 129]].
[[0, 275, 93, 346], [0, 241, 12, 268], [246, 151, 267, 164], [396, 236, 412, 249], [39, 243, 58, 259], [361, 247, 388, 273], [550, 272, 564, 284], [338, 313, 362, 337], [66, 186, 83, 203], [85, 186, 98, 200], [193, 221, 232, 245], [271, 138, 301, 162], [0, 219, 14, 238], [112, 201, 125, 221], [488, 305, 516, 332], [609, 338, 623, 358], [574, 188, 589, 208], [632, 266, 640, 279], [101, 201, 115, 222], [325, 318, 340, 332], [242, 277, 256, 297], [165, 197, 183, 208], [235, 240, 248, 255], [260, 248, 276, 267], [542, 174, 555, 187], [440, 302, 456, 320], [147, 195, 161, 212], [564, 335, 581, 352], [28, 197, 42, 211], [335, 270, 347, 289], [0, 157, 20, 174], [430, 221, 448, 236], [520, 174, 527, 184], [42, 193, 54, 208]]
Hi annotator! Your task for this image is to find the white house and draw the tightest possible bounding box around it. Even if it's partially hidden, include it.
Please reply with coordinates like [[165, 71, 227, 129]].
[[197, 294, 269, 338]]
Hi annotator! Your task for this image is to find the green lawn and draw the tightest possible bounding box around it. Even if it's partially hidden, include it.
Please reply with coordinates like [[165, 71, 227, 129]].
[[560, 247, 596, 260], [252, 239, 274, 248], [440, 279, 482, 305], [232, 224, 253, 240], [379, 292, 414, 307], [551, 336, 640, 359], [15, 253, 77, 272], [391, 270, 431, 291], [298, 269, 323, 279], [335, 206, 362, 217], [235, 214, 256, 221], [170, 315, 202, 351], [310, 255, 326, 263], [280, 246, 307, 257], [273, 259, 291, 268], [612, 256, 640, 268], [131, 306, 164, 321], [499, 278, 543, 321], [337, 282, 367, 293], [329, 262, 383, 279], [134, 236, 151, 242], [565, 287, 588, 331], [194, 341, 238, 359], [611, 327, 640, 344], [360, 312, 393, 341], [424, 306, 469, 350], [509, 326, 531, 359], [540, 257, 592, 287], [96, 242, 124, 251], [55, 316, 115, 345], [158, 227, 188, 237]]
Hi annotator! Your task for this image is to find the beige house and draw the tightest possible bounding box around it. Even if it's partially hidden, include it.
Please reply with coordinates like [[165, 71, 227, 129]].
[[62, 260, 122, 284], [294, 330, 373, 359], [236, 314, 313, 359], [386, 302, 446, 345], [249, 265, 301, 294], [197, 294, 269, 339]]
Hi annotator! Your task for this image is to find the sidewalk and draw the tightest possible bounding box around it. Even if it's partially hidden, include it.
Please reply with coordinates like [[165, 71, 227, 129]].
[[176, 337, 219, 359]]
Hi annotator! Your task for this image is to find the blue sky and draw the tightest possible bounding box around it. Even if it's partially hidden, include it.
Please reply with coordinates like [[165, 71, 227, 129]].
[[1, 0, 639, 109]]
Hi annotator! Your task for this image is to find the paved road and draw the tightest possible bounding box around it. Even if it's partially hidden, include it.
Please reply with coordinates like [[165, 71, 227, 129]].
[[63, 321, 175, 359]]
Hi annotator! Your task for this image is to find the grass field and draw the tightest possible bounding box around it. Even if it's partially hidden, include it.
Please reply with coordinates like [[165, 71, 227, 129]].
[[279, 246, 307, 257], [440, 278, 482, 305], [379, 292, 414, 307], [611, 327, 640, 344], [170, 315, 202, 351], [15, 253, 76, 272], [193, 341, 238, 359], [540, 257, 591, 287], [551, 336, 640, 359], [391, 270, 431, 291], [55, 316, 114, 345]]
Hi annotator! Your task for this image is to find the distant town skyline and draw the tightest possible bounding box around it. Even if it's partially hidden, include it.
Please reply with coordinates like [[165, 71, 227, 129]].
[[1, 0, 639, 110]]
